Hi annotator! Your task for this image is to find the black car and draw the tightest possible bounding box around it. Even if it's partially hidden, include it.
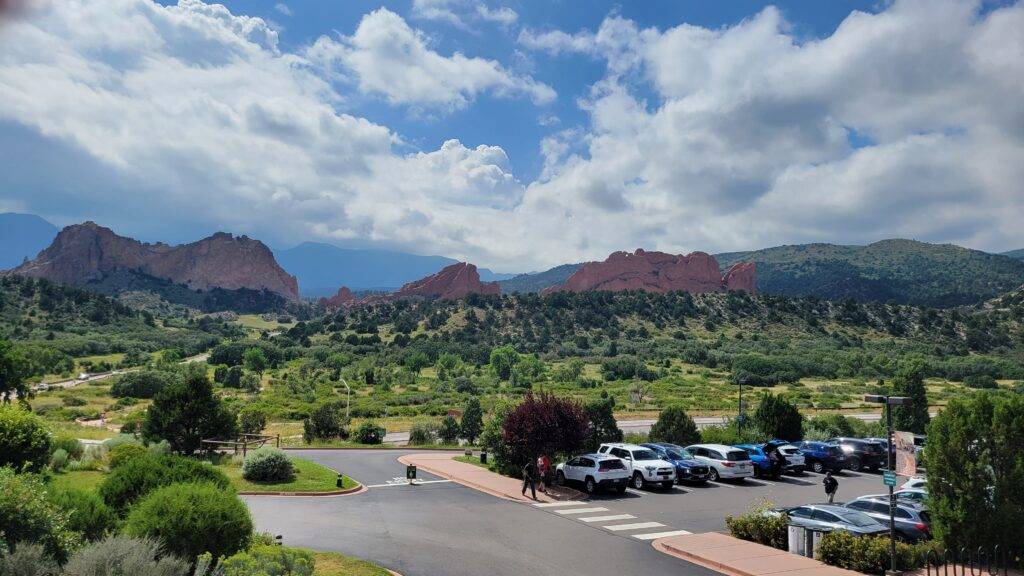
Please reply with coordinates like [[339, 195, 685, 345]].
[[844, 496, 932, 542], [827, 437, 886, 472]]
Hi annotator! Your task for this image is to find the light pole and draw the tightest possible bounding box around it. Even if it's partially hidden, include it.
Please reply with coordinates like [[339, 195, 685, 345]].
[[864, 394, 911, 576], [340, 377, 351, 420]]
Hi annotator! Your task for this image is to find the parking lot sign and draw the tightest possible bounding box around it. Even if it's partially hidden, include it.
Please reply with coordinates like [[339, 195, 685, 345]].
[[406, 465, 417, 481], [883, 470, 897, 487]]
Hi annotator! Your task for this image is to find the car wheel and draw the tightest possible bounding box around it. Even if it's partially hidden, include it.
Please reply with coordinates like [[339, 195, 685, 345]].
[[793, 467, 805, 475], [848, 457, 862, 472], [584, 477, 596, 494], [708, 468, 720, 482], [555, 471, 565, 486], [812, 461, 825, 474], [632, 473, 645, 490], [615, 485, 627, 495]]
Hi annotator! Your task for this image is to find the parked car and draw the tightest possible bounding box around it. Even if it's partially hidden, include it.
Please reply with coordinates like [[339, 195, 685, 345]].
[[773, 504, 888, 536], [826, 438, 886, 472], [642, 443, 711, 484], [864, 488, 928, 506], [843, 496, 932, 542], [777, 444, 806, 474], [797, 441, 847, 473], [555, 454, 630, 494], [684, 444, 754, 481], [597, 443, 676, 490], [901, 476, 927, 490]]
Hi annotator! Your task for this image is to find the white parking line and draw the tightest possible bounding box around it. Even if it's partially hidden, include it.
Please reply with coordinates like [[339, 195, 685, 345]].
[[632, 529, 692, 540], [707, 481, 737, 489], [625, 488, 645, 496], [671, 486, 689, 493], [555, 507, 610, 515], [365, 479, 452, 488], [843, 471, 865, 477], [604, 522, 665, 531], [578, 514, 635, 523], [533, 501, 586, 508], [748, 479, 776, 486]]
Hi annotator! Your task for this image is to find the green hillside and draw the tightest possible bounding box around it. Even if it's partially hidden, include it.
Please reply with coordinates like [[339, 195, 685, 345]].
[[498, 263, 582, 293], [716, 239, 1024, 307], [1003, 249, 1024, 260]]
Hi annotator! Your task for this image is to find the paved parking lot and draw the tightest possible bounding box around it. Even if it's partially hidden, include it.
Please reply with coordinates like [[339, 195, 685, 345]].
[[244, 450, 894, 576]]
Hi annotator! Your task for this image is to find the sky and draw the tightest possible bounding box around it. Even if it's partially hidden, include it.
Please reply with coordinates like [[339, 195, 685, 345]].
[[0, 0, 1022, 273]]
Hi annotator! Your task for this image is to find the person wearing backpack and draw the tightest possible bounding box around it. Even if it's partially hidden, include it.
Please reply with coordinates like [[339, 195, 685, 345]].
[[823, 470, 839, 503]]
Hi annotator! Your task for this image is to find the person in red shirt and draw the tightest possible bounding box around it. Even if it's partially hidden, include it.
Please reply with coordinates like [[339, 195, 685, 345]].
[[537, 455, 551, 493]]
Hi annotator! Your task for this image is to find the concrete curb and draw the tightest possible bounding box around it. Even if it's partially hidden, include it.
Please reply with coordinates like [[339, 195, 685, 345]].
[[652, 536, 749, 576], [239, 483, 367, 497], [281, 446, 467, 452], [395, 454, 523, 502]]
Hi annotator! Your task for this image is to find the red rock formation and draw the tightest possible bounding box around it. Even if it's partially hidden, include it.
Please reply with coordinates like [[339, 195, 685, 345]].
[[394, 262, 499, 300], [723, 262, 757, 293], [320, 286, 356, 309], [543, 248, 755, 295], [5, 222, 300, 299]]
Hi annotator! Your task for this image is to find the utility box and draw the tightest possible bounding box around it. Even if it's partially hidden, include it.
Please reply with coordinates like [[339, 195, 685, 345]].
[[788, 525, 807, 556]]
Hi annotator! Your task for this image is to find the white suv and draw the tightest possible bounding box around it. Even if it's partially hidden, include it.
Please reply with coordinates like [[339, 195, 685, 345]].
[[597, 443, 676, 490], [555, 453, 630, 494], [685, 444, 755, 481]]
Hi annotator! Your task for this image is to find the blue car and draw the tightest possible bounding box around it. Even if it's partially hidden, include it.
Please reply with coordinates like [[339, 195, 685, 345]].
[[734, 444, 778, 478], [797, 441, 847, 473], [641, 443, 711, 484]]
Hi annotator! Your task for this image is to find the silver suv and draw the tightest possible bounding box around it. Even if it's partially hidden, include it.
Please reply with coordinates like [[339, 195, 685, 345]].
[[597, 443, 676, 490]]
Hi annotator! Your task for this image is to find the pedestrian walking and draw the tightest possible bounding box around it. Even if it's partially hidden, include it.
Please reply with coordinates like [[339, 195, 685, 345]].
[[537, 455, 551, 493], [823, 470, 839, 503], [521, 459, 538, 500]]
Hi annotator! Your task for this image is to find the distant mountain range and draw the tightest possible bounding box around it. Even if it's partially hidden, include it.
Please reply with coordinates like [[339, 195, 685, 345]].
[[0, 213, 59, 270], [274, 242, 513, 297], [498, 263, 582, 294], [716, 239, 1024, 307], [1004, 249, 1024, 260]]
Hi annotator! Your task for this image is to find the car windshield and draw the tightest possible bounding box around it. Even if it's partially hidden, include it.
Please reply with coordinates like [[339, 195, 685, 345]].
[[632, 450, 658, 461], [725, 451, 748, 462], [840, 511, 879, 527], [665, 450, 684, 460]]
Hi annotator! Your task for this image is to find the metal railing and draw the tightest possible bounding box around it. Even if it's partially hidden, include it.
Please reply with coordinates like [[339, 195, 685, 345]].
[[926, 546, 1022, 576]]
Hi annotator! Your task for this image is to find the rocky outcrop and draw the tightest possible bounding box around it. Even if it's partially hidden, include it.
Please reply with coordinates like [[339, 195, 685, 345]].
[[393, 262, 499, 300], [5, 222, 300, 300], [320, 286, 357, 309], [543, 248, 755, 295]]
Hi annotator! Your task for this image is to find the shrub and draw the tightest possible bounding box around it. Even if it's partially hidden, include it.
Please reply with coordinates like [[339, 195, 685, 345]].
[[50, 435, 84, 460], [963, 374, 997, 389], [242, 447, 294, 482], [238, 406, 268, 435], [438, 415, 460, 445], [0, 404, 52, 472], [700, 421, 765, 445], [102, 434, 141, 450], [302, 404, 348, 443], [0, 543, 59, 576], [816, 531, 935, 575], [62, 535, 190, 576], [0, 468, 79, 562], [725, 505, 788, 550], [45, 486, 117, 542], [99, 454, 231, 512], [407, 423, 436, 446], [353, 421, 385, 445], [124, 482, 253, 561], [108, 443, 150, 469], [110, 370, 175, 399], [49, 449, 69, 472], [218, 544, 315, 576], [460, 397, 484, 444], [649, 405, 700, 446]]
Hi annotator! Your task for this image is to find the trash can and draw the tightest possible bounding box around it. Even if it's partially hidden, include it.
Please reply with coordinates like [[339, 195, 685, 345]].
[[788, 525, 807, 556], [480, 451, 487, 464]]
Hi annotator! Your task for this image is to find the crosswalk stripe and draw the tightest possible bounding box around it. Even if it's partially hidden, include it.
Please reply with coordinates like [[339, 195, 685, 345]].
[[533, 502, 586, 508], [555, 507, 609, 515], [578, 514, 635, 523], [604, 522, 665, 531], [631, 529, 692, 540]]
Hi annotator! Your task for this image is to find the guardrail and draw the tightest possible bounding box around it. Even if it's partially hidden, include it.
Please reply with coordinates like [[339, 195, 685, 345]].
[[925, 546, 1022, 576]]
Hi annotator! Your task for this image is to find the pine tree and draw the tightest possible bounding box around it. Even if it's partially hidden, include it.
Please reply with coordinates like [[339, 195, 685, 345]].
[[754, 392, 804, 441], [649, 405, 700, 446], [438, 414, 461, 445], [460, 398, 484, 444], [888, 359, 929, 433]]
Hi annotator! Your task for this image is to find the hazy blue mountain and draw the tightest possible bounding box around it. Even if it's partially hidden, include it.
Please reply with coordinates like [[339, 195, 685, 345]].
[[275, 242, 514, 297], [1003, 249, 1024, 260], [0, 213, 58, 270], [716, 239, 1024, 307], [498, 263, 583, 293]]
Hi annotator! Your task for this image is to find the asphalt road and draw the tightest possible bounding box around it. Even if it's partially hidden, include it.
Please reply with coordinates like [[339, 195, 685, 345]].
[[244, 450, 719, 576], [244, 450, 897, 576]]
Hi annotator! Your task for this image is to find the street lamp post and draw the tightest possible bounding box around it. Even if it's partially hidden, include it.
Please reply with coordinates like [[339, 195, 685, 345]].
[[864, 394, 912, 576], [340, 377, 351, 420]]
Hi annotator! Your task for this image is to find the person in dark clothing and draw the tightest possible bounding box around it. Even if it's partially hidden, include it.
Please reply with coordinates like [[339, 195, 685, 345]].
[[522, 460, 538, 500], [823, 471, 839, 503]]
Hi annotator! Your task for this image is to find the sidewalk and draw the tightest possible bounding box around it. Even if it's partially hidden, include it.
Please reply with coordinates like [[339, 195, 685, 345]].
[[653, 532, 861, 576], [397, 452, 561, 503]]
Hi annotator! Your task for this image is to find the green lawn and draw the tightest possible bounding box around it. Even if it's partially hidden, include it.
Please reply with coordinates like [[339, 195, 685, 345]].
[[50, 470, 105, 493], [453, 455, 488, 469], [219, 456, 359, 493], [311, 550, 391, 576]]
